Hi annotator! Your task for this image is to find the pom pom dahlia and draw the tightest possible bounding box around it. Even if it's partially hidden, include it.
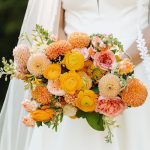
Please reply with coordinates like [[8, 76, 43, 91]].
[[13, 44, 30, 73], [93, 51, 115, 70], [68, 32, 90, 48], [99, 74, 121, 98], [121, 78, 148, 107], [27, 53, 50, 76], [95, 96, 126, 117], [32, 86, 52, 105], [46, 40, 72, 60]]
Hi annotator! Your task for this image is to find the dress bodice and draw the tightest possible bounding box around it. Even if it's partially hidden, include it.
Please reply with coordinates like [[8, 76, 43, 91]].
[[62, 0, 149, 49]]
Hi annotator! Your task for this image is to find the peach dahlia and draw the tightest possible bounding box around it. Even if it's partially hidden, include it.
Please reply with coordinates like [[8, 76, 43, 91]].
[[121, 78, 148, 107], [99, 74, 121, 98], [68, 32, 90, 48], [32, 86, 52, 105], [45, 40, 72, 60]]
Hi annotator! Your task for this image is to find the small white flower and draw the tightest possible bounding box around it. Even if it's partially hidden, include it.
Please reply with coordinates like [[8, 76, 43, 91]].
[[30, 41, 48, 54]]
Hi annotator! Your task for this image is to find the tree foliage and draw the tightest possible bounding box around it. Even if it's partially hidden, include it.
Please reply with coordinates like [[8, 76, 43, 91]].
[[0, 0, 28, 110]]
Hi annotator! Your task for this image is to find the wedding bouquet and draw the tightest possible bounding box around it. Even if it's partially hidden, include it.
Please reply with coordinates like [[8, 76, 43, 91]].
[[0, 25, 148, 143]]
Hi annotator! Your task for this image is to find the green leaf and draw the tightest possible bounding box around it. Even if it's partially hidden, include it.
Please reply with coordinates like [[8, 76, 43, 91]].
[[76, 110, 87, 118], [43, 121, 51, 128], [91, 86, 99, 94], [36, 121, 42, 127], [111, 49, 117, 54], [86, 112, 104, 131]]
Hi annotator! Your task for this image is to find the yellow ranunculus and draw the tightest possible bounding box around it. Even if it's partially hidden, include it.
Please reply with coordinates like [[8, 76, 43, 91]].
[[60, 71, 83, 94], [64, 51, 84, 71], [31, 109, 55, 122], [75, 90, 97, 112], [43, 64, 61, 80]]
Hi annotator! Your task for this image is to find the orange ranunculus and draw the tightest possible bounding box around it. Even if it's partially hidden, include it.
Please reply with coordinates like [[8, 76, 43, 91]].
[[118, 58, 134, 75], [60, 71, 83, 94], [31, 109, 55, 122], [75, 90, 97, 112], [43, 64, 61, 80], [63, 51, 84, 71]]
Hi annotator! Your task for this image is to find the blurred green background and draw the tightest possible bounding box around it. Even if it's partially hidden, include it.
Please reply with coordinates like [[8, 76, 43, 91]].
[[0, 0, 28, 111]]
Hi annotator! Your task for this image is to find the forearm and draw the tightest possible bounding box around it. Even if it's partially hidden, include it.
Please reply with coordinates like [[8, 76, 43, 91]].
[[58, 6, 67, 40], [126, 25, 150, 65]]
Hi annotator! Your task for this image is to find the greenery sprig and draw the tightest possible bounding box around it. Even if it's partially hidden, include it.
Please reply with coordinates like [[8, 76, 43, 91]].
[[0, 57, 15, 81], [103, 116, 118, 143], [32, 24, 54, 45], [90, 34, 124, 53]]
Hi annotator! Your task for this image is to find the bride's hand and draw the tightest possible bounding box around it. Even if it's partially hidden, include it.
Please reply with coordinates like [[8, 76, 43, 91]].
[[125, 25, 150, 66]]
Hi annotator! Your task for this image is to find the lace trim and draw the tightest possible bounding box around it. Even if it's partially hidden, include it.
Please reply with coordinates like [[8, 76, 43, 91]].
[[136, 28, 150, 81]]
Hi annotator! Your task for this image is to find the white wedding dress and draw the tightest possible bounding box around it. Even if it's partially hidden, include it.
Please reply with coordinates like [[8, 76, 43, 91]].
[[28, 0, 150, 150], [0, 0, 150, 150]]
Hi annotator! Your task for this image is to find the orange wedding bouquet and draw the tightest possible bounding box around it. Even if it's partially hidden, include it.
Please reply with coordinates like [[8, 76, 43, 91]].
[[0, 25, 148, 143]]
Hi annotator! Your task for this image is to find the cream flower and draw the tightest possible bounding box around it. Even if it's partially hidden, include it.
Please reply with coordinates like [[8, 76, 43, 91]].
[[13, 44, 30, 73], [30, 42, 48, 54], [63, 104, 77, 116], [27, 53, 51, 76], [98, 74, 121, 98]]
